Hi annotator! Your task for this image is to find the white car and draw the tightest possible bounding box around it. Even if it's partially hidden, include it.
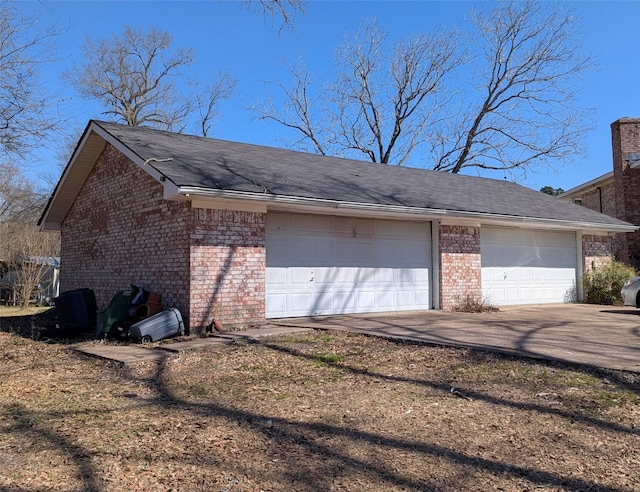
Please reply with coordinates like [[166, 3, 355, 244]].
[[621, 276, 640, 307]]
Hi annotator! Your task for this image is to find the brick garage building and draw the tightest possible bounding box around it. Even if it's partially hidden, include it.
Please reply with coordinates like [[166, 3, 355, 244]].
[[561, 118, 640, 267], [40, 121, 634, 332]]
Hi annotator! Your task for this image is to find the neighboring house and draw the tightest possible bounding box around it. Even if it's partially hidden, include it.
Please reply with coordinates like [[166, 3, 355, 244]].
[[561, 118, 640, 267], [0, 257, 60, 305], [39, 120, 635, 332]]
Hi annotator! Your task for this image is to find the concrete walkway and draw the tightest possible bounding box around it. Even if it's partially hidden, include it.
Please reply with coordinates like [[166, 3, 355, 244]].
[[274, 304, 640, 373], [75, 326, 312, 364], [76, 304, 640, 372]]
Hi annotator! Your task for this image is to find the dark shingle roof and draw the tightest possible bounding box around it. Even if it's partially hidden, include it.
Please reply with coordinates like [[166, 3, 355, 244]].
[[93, 120, 631, 228]]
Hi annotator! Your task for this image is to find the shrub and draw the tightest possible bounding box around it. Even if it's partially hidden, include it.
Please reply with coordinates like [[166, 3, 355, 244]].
[[582, 260, 637, 305], [452, 295, 499, 313]]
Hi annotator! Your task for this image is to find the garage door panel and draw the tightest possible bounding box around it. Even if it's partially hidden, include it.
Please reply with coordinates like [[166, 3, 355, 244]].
[[506, 287, 519, 302], [357, 268, 376, 285], [335, 291, 356, 312], [357, 291, 376, 310], [266, 213, 431, 317], [377, 291, 394, 309], [356, 242, 376, 262], [313, 238, 335, 264], [334, 267, 356, 284], [266, 267, 287, 285], [314, 292, 334, 312], [415, 290, 430, 306], [397, 290, 413, 306], [267, 213, 288, 231], [481, 227, 576, 306], [290, 267, 312, 284], [314, 266, 334, 280], [265, 293, 287, 317], [266, 237, 289, 265], [289, 214, 313, 233], [413, 268, 430, 283], [313, 215, 333, 233], [290, 292, 313, 314], [396, 268, 413, 283], [356, 219, 374, 236], [376, 268, 395, 284], [531, 287, 543, 301], [518, 268, 531, 281]]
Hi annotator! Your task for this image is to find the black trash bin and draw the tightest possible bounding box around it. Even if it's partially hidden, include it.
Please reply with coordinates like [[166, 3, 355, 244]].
[[54, 288, 97, 334]]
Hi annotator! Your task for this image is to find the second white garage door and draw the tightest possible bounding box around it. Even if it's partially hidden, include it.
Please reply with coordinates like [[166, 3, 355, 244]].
[[481, 227, 577, 306], [266, 213, 432, 318]]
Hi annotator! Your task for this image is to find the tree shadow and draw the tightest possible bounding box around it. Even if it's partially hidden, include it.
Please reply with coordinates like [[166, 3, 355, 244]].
[[1, 402, 101, 492], [108, 346, 634, 492], [261, 338, 640, 434], [0, 308, 94, 344], [3, 329, 638, 491], [284, 312, 640, 393], [600, 308, 640, 316]]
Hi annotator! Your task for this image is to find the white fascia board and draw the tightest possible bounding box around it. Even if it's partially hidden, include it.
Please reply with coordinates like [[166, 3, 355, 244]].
[[39, 121, 172, 231], [172, 186, 637, 233], [91, 123, 168, 184], [559, 171, 614, 198], [38, 123, 107, 231]]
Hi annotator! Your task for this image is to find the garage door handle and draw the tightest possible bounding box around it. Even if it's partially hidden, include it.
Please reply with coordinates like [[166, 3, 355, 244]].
[[310, 273, 315, 282]]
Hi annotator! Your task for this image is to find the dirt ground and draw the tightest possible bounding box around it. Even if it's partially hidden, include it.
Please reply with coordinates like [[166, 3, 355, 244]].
[[1, 307, 639, 491]]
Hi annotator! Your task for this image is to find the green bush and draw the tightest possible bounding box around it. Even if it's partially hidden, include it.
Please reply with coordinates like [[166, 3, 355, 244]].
[[582, 260, 637, 305]]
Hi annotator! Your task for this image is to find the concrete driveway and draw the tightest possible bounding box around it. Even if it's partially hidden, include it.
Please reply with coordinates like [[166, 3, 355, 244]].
[[274, 304, 640, 373]]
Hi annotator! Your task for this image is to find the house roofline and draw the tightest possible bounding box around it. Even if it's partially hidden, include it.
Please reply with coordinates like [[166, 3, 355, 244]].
[[39, 121, 169, 231], [559, 171, 614, 199], [560, 156, 640, 200], [40, 120, 637, 235], [173, 186, 637, 234]]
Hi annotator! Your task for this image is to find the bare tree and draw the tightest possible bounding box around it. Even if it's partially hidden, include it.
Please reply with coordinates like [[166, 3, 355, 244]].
[[246, 0, 306, 32], [1, 165, 59, 307], [255, 61, 329, 154], [0, 1, 63, 156], [192, 72, 237, 137], [5, 220, 59, 307], [66, 26, 237, 135], [255, 20, 462, 164], [431, 0, 593, 175], [66, 26, 194, 129], [1, 162, 52, 247], [258, 1, 592, 177]]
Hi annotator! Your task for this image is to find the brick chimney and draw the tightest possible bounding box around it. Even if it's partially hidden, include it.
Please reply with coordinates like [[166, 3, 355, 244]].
[[612, 117, 640, 266]]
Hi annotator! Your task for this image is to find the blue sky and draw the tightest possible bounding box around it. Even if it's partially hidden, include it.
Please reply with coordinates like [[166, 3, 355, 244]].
[[21, 0, 640, 193]]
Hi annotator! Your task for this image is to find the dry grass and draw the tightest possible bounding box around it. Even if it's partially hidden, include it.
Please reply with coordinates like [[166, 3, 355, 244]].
[[1, 308, 639, 491]]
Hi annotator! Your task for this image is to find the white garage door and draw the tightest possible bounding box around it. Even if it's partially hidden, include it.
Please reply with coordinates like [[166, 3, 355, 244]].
[[481, 227, 577, 306], [266, 213, 432, 318]]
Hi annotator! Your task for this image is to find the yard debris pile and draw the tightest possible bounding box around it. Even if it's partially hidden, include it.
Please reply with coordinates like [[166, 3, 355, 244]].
[[7, 285, 187, 344], [96, 285, 184, 343]]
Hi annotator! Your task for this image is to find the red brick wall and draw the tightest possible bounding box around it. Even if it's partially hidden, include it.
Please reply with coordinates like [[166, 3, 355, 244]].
[[61, 144, 192, 320], [439, 224, 481, 310], [190, 208, 266, 331], [582, 234, 612, 272], [61, 144, 267, 332], [612, 118, 640, 267], [581, 183, 615, 217]]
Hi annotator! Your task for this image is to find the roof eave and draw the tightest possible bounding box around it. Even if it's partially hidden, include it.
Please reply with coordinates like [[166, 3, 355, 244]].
[[559, 171, 614, 199], [174, 186, 637, 234]]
